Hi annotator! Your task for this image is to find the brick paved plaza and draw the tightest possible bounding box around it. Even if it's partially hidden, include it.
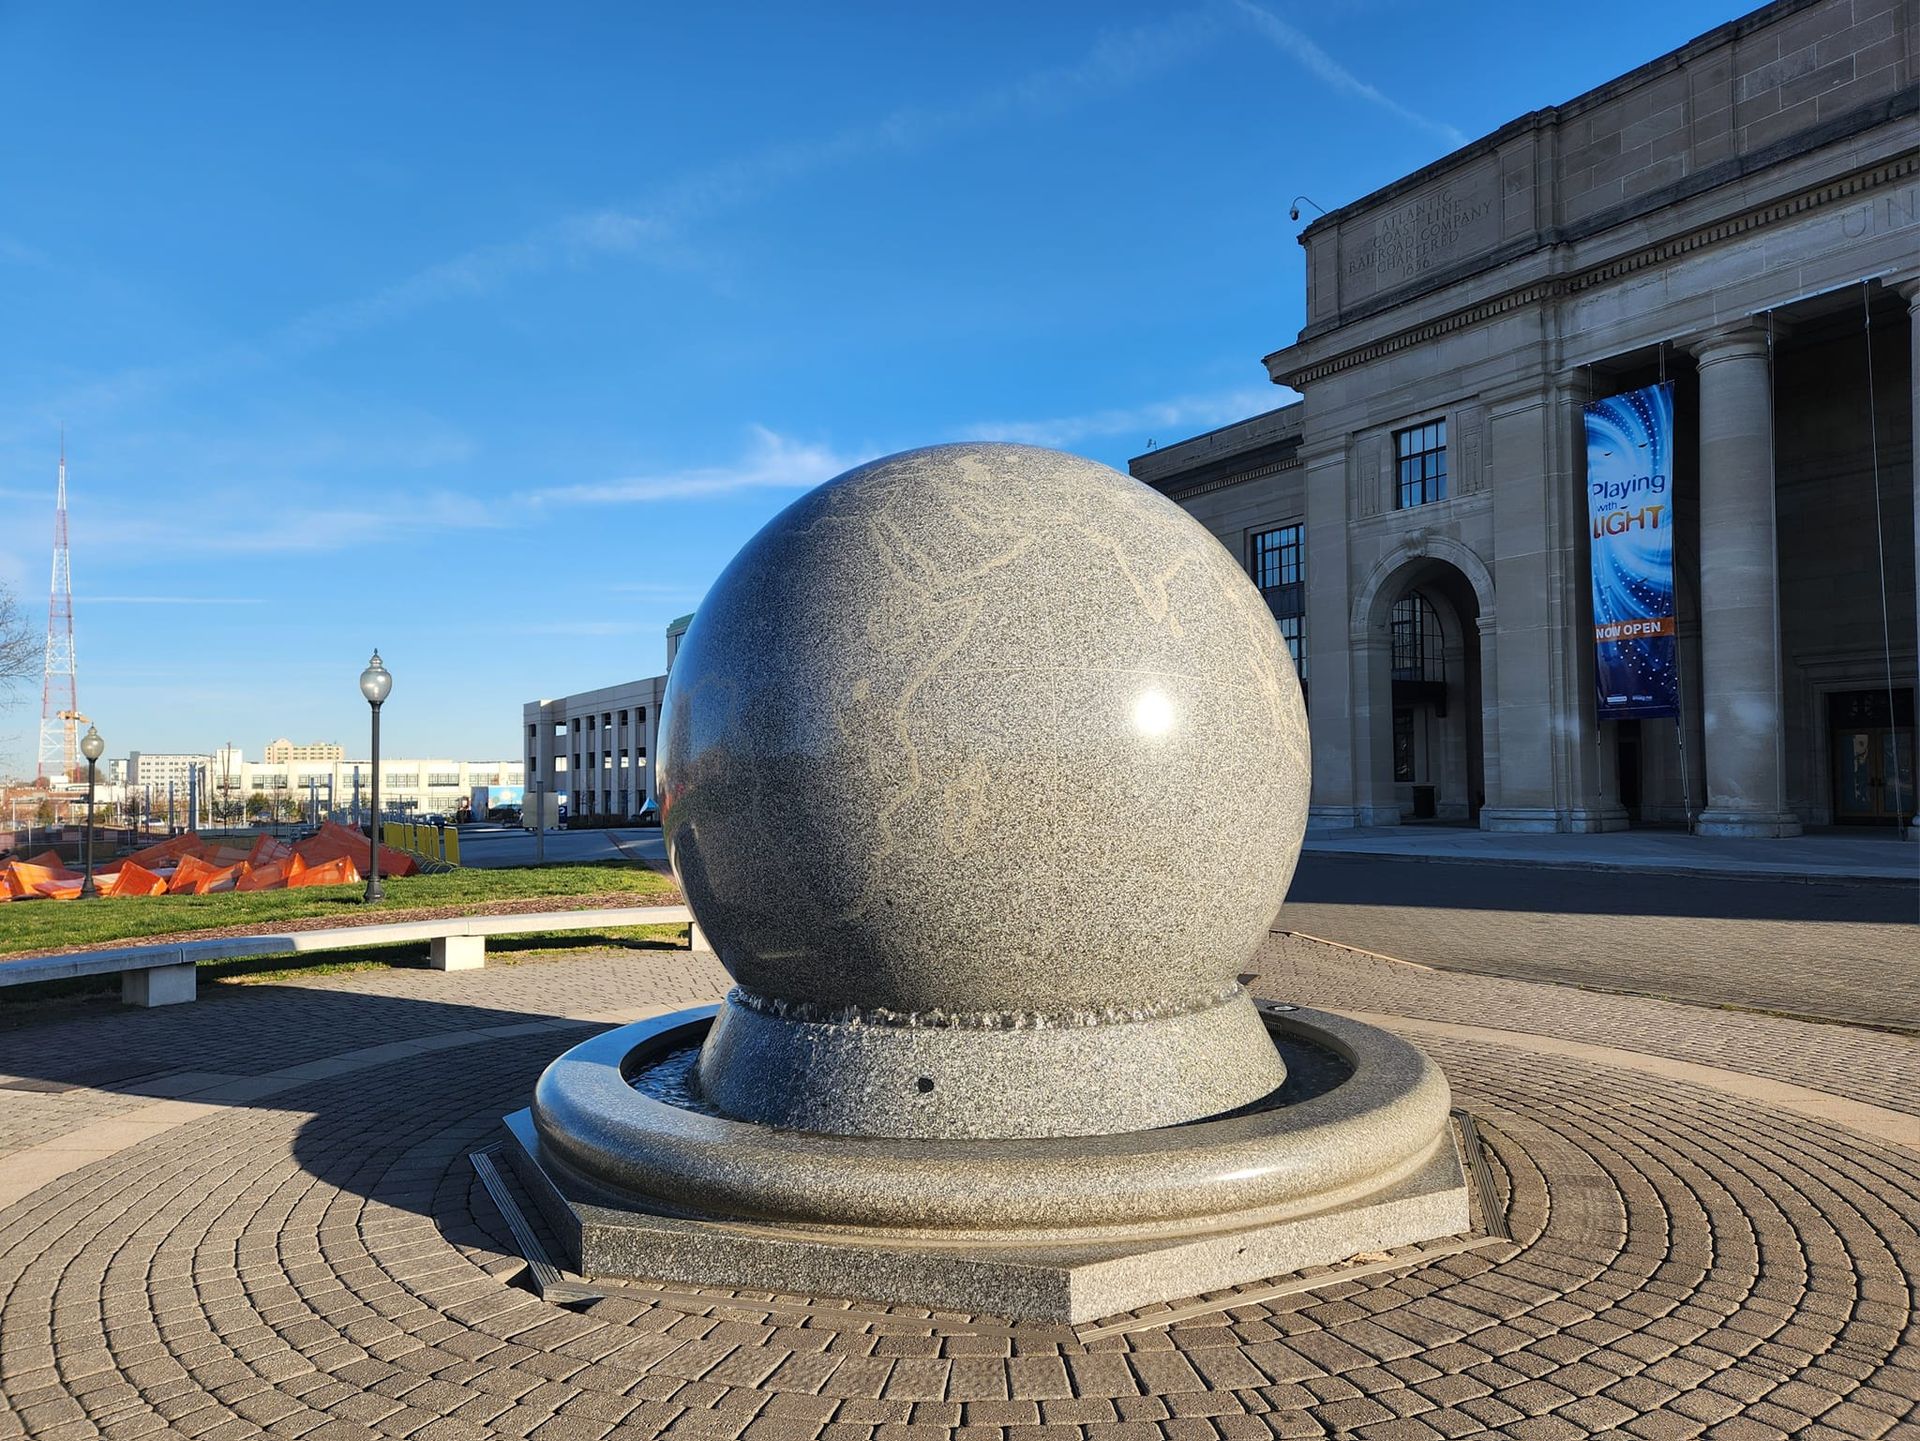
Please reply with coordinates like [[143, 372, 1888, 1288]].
[[2, 928, 1916, 1441]]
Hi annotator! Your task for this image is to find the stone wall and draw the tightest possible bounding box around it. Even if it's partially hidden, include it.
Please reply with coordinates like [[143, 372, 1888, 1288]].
[[1138, 0, 1917, 833], [1297, 0, 1917, 335]]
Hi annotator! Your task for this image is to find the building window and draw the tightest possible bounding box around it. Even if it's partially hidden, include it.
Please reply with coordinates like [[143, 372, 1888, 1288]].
[[1249, 525, 1306, 684], [428, 772, 459, 787], [1395, 419, 1447, 508], [1276, 614, 1304, 682], [1249, 524, 1301, 590], [1390, 594, 1444, 682]]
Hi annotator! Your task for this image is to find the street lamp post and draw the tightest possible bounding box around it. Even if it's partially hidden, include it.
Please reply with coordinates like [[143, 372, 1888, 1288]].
[[360, 650, 392, 903], [79, 725, 105, 900]]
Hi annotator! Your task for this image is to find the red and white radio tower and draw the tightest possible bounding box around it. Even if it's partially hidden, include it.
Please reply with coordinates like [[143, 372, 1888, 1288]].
[[35, 434, 80, 783]]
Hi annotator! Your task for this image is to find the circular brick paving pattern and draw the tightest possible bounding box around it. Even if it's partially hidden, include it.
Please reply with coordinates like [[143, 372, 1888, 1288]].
[[0, 954, 1916, 1441]]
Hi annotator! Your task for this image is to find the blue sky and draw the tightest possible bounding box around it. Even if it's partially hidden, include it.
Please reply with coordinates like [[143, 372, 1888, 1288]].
[[0, 2, 1744, 772]]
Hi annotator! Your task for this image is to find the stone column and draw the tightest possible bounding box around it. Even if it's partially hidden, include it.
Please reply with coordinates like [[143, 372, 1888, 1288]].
[[1688, 323, 1800, 836], [1480, 388, 1560, 829], [1478, 381, 1626, 832], [1555, 374, 1630, 833], [1349, 621, 1399, 825], [1300, 441, 1377, 827], [1475, 612, 1501, 823], [1902, 281, 1920, 839]]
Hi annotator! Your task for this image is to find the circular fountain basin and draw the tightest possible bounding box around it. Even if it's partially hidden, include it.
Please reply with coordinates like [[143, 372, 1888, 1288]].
[[531, 1001, 1454, 1245]]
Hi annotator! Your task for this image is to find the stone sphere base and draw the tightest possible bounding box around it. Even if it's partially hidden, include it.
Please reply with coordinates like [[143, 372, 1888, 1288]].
[[509, 1004, 1471, 1320], [695, 988, 1287, 1139]]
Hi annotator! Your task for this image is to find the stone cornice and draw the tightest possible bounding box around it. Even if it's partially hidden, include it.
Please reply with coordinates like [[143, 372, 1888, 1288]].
[[1269, 151, 1918, 390], [1158, 455, 1303, 504], [1293, 0, 1823, 247]]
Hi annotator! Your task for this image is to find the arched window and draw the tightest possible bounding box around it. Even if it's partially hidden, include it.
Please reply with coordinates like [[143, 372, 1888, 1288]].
[[1390, 593, 1444, 683]]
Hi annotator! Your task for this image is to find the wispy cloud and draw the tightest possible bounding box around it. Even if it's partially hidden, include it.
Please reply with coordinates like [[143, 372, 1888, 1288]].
[[285, 12, 1231, 342], [1230, 1, 1465, 147], [82, 595, 270, 606], [82, 488, 504, 556], [525, 426, 865, 507], [23, 11, 1230, 431], [964, 384, 1293, 449]]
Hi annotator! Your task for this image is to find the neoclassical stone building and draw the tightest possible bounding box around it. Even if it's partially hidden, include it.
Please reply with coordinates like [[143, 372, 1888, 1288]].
[[1132, 0, 1916, 835]]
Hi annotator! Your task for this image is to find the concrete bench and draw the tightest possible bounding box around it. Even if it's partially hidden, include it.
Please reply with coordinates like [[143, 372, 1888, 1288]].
[[0, 904, 696, 1007]]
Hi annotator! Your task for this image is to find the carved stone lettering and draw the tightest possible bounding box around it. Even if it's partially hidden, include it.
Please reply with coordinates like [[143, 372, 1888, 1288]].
[[1339, 163, 1502, 304]]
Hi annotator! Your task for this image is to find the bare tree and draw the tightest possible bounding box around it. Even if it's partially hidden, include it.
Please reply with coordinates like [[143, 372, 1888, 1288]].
[[1, 585, 37, 779], [0, 583, 33, 701]]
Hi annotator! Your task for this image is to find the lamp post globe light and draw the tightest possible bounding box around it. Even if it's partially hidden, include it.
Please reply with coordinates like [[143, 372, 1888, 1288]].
[[360, 650, 392, 904], [79, 723, 106, 900]]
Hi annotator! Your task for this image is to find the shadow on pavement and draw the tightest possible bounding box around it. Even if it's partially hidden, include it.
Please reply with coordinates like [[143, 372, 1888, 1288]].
[[0, 950, 721, 1243], [1285, 854, 1917, 924]]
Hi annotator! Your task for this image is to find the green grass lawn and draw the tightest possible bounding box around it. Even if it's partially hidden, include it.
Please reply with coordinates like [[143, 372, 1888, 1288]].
[[0, 860, 678, 959]]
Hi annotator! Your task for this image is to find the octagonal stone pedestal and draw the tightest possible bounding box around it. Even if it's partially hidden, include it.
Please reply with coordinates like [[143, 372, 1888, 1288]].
[[502, 1001, 1470, 1323]]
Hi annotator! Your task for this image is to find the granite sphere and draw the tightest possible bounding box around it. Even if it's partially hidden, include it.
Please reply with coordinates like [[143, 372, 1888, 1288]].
[[658, 442, 1309, 1024]]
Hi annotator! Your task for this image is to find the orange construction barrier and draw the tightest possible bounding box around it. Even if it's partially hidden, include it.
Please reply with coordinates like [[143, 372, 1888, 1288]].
[[288, 855, 360, 888], [194, 862, 249, 895], [293, 821, 417, 879], [106, 862, 168, 898], [234, 861, 287, 892], [167, 854, 222, 894], [1, 824, 408, 901], [6, 861, 75, 898], [125, 834, 210, 869], [246, 834, 291, 867]]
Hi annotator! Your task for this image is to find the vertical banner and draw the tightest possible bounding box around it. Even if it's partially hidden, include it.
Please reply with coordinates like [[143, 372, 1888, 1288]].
[[1584, 381, 1678, 719]]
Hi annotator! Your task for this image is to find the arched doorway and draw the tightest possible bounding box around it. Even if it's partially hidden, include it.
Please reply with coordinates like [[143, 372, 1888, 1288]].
[[1352, 549, 1492, 824]]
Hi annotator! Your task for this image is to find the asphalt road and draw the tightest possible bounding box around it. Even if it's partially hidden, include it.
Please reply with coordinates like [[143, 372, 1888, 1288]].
[[1277, 853, 1919, 1031], [455, 825, 666, 869]]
